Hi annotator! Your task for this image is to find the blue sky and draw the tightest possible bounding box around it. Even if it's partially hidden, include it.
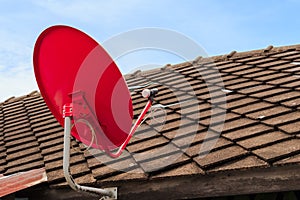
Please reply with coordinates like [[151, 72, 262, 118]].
[[0, 0, 300, 101]]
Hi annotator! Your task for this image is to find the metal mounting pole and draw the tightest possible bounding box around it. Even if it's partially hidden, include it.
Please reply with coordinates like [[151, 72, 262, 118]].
[[63, 105, 117, 199]]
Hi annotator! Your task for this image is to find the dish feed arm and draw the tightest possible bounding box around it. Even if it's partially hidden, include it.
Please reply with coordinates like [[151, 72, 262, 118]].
[[104, 88, 158, 158]]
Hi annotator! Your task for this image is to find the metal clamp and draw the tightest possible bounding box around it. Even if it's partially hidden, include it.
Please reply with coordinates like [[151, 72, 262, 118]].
[[100, 188, 117, 200]]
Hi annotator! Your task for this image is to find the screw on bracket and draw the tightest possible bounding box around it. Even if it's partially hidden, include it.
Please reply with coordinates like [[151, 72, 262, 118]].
[[63, 103, 73, 118]]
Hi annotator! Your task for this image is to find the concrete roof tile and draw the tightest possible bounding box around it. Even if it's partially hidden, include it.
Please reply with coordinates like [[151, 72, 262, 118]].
[[237, 131, 291, 150], [253, 139, 300, 162], [208, 156, 268, 173], [193, 145, 248, 169]]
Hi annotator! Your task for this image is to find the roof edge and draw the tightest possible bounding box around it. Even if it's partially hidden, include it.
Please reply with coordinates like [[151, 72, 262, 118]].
[[98, 164, 300, 199], [124, 43, 300, 78], [0, 90, 40, 106]]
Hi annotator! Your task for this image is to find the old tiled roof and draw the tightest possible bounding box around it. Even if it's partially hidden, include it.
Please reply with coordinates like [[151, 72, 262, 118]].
[[1, 44, 300, 199]]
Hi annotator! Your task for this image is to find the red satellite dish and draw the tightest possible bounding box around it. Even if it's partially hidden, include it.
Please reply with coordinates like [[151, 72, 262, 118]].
[[33, 25, 157, 156], [33, 25, 157, 198]]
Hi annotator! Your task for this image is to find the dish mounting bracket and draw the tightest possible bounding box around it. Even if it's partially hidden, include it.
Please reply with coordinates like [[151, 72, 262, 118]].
[[61, 88, 158, 199], [62, 102, 118, 200]]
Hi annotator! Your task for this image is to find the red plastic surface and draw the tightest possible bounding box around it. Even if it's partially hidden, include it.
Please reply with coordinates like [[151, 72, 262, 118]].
[[33, 25, 133, 150]]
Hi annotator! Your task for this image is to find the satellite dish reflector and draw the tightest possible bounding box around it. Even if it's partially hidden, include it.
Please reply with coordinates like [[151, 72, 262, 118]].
[[33, 25, 134, 151], [33, 25, 158, 198]]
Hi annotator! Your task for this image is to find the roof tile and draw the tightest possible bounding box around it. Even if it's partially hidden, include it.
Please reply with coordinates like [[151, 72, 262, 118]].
[[177, 101, 210, 116], [3, 127, 32, 138], [5, 146, 40, 162], [185, 136, 232, 157], [215, 61, 241, 70], [152, 162, 204, 179], [39, 137, 64, 150], [129, 126, 160, 144], [223, 124, 273, 141], [3, 116, 28, 127], [4, 160, 44, 175], [269, 62, 298, 71], [163, 122, 206, 140], [281, 97, 300, 108], [232, 66, 263, 76], [283, 54, 300, 60], [3, 112, 27, 122], [139, 153, 190, 173], [210, 117, 258, 133], [204, 112, 239, 127], [257, 60, 290, 68], [35, 126, 64, 138], [5, 136, 37, 148], [151, 117, 194, 133], [234, 55, 266, 63], [23, 96, 45, 105], [224, 77, 249, 87], [133, 143, 181, 163], [279, 121, 300, 134], [253, 139, 300, 162], [3, 108, 26, 119], [45, 154, 85, 171], [169, 127, 210, 148], [238, 85, 274, 95], [193, 145, 248, 169], [267, 75, 300, 85], [6, 153, 43, 169], [249, 87, 289, 98], [226, 80, 261, 91], [6, 140, 39, 154], [4, 131, 34, 143], [254, 73, 288, 82], [242, 69, 273, 79], [126, 136, 169, 153], [246, 105, 291, 120], [274, 154, 300, 166], [47, 163, 91, 184], [31, 118, 59, 129], [27, 105, 51, 117], [85, 151, 136, 172], [2, 102, 24, 111], [37, 131, 63, 143], [226, 96, 258, 110], [237, 131, 291, 150], [265, 91, 300, 103], [232, 101, 273, 114], [282, 79, 300, 88], [33, 123, 61, 134], [263, 111, 300, 126], [101, 168, 147, 183], [3, 122, 31, 134], [91, 156, 139, 179], [28, 110, 53, 121], [30, 114, 55, 124], [247, 57, 277, 65], [40, 143, 63, 156], [270, 50, 300, 58], [208, 156, 268, 172], [221, 64, 248, 73]]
